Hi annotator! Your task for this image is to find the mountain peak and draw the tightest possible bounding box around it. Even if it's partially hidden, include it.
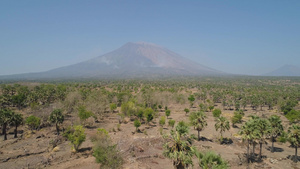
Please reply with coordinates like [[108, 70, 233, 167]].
[[0, 42, 224, 80]]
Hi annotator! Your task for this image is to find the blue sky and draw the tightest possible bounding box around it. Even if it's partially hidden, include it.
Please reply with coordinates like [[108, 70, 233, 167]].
[[1, 0, 300, 75]]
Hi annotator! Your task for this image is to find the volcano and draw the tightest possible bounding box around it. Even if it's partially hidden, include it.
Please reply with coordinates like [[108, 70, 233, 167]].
[[1, 42, 224, 80]]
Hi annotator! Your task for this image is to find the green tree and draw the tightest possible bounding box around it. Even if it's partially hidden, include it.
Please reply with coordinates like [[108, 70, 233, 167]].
[[25, 115, 41, 131], [65, 125, 86, 152], [165, 109, 171, 119], [188, 95, 195, 108], [231, 111, 243, 127], [189, 111, 207, 141], [0, 108, 13, 140], [268, 115, 284, 153], [49, 109, 65, 135], [144, 108, 154, 124], [163, 130, 195, 169], [136, 109, 144, 121], [287, 124, 300, 162], [134, 119, 141, 132], [256, 118, 271, 160], [212, 109, 222, 118], [184, 108, 189, 116], [239, 120, 256, 163], [195, 151, 228, 169], [215, 116, 230, 142], [11, 112, 23, 138]]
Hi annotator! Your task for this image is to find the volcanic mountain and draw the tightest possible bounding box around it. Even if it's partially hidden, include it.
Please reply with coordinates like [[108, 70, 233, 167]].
[[1, 42, 224, 80], [263, 65, 300, 77]]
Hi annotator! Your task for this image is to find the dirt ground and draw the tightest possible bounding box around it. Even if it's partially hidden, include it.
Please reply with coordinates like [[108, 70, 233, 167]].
[[0, 103, 299, 169]]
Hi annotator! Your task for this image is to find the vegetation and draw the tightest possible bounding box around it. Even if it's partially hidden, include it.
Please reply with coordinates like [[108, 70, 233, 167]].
[[134, 119, 141, 131], [64, 125, 86, 152], [11, 112, 23, 138], [212, 109, 222, 118], [195, 151, 228, 169], [25, 115, 41, 131], [165, 109, 171, 119], [92, 128, 123, 169], [268, 115, 284, 153], [288, 124, 300, 162], [215, 116, 230, 142], [189, 111, 207, 141], [163, 130, 195, 169], [159, 116, 166, 127], [0, 108, 13, 140], [49, 109, 64, 135], [168, 119, 175, 128]]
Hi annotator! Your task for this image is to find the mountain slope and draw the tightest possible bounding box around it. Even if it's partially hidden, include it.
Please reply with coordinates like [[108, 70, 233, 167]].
[[0, 42, 224, 80], [264, 65, 300, 77]]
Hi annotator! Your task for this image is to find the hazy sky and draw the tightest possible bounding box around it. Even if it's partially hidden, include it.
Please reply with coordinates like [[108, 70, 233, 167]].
[[1, 1, 300, 75]]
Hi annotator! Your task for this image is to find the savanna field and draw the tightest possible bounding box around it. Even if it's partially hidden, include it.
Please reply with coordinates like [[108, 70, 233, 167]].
[[0, 77, 300, 169]]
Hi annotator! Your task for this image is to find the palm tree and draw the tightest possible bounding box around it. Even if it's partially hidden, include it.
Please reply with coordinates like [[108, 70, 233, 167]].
[[11, 112, 23, 138], [0, 108, 13, 140], [189, 111, 207, 141], [288, 124, 300, 162], [256, 118, 271, 160], [215, 116, 230, 142], [268, 115, 284, 153], [49, 109, 64, 135], [239, 119, 257, 163], [163, 130, 195, 169]]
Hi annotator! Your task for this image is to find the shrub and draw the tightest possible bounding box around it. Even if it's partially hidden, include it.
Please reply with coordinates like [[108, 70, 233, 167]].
[[78, 105, 93, 122], [168, 119, 175, 128], [159, 116, 166, 127], [165, 109, 171, 119], [134, 119, 141, 131], [26, 115, 41, 131], [65, 125, 86, 152], [212, 109, 222, 118]]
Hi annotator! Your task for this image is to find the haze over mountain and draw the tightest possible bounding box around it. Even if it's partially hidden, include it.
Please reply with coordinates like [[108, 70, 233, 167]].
[[0, 42, 224, 80], [263, 65, 300, 77]]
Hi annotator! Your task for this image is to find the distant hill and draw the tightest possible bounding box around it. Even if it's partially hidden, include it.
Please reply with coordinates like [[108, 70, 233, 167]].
[[0, 42, 225, 80], [263, 65, 300, 77]]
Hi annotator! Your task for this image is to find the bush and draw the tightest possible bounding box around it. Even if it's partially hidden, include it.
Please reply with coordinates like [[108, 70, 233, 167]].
[[168, 119, 175, 128], [78, 105, 94, 122], [165, 109, 171, 118], [212, 109, 222, 118], [26, 115, 41, 130], [92, 127, 123, 169], [65, 125, 86, 152], [134, 119, 141, 131], [159, 116, 166, 127], [285, 109, 300, 123], [196, 151, 228, 169]]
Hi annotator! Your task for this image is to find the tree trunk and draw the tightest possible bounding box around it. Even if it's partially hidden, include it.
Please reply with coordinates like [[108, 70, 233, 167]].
[[3, 123, 7, 140], [259, 142, 263, 160], [198, 130, 200, 141], [56, 123, 59, 135], [252, 142, 256, 160], [14, 125, 18, 138], [271, 137, 274, 153], [294, 147, 298, 163], [176, 162, 185, 169], [247, 141, 250, 163]]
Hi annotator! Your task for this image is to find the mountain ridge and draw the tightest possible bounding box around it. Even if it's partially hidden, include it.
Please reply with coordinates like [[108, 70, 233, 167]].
[[263, 65, 300, 77], [0, 42, 225, 80]]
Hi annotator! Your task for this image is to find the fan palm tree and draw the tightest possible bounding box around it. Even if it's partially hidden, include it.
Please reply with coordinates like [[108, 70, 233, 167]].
[[268, 115, 283, 153], [189, 111, 207, 141], [256, 118, 271, 160], [49, 109, 64, 135], [288, 124, 300, 162], [0, 108, 13, 140], [239, 119, 257, 163], [11, 112, 23, 138], [163, 130, 195, 169], [215, 116, 230, 142]]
